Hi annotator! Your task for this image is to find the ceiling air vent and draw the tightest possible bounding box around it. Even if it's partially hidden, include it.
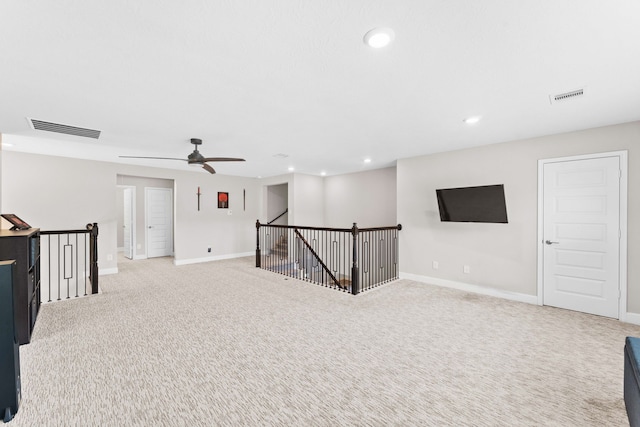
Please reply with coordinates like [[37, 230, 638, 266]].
[[28, 118, 101, 139], [549, 88, 586, 105]]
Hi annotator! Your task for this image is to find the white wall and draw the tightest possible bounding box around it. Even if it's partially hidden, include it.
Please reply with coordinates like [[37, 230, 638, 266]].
[[323, 167, 397, 228], [259, 173, 324, 226], [259, 170, 396, 230], [1, 151, 260, 271], [173, 170, 258, 263], [0, 134, 3, 214], [292, 174, 324, 226], [2, 152, 120, 272], [116, 186, 125, 248], [397, 121, 640, 313]]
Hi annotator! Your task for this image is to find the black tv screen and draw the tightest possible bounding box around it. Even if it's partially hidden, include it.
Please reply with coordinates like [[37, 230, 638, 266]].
[[436, 184, 508, 223]]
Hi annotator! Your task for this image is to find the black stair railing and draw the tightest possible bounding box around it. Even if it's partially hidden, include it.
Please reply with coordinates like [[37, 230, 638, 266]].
[[256, 221, 401, 295], [39, 223, 99, 302], [267, 208, 288, 225]]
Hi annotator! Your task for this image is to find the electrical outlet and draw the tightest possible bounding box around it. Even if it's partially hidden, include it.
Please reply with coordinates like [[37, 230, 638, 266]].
[[432, 261, 439, 270], [207, 247, 211, 253], [463, 265, 470, 274], [227, 209, 232, 216]]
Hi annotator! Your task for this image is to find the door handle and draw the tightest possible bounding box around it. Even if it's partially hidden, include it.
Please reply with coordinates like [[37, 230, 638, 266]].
[[545, 240, 559, 245], [148, 226, 153, 229]]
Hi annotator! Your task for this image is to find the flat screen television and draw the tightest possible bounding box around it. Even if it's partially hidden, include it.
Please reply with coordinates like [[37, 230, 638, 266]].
[[436, 184, 508, 223]]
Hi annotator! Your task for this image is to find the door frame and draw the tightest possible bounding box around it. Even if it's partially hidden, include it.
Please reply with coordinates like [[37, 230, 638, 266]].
[[121, 186, 136, 260], [144, 187, 174, 259], [537, 150, 628, 320]]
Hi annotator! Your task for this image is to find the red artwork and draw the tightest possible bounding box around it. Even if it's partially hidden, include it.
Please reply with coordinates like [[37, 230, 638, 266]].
[[218, 192, 229, 209]]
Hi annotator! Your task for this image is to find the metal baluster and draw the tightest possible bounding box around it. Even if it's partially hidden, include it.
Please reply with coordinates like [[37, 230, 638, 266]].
[[65, 234, 70, 299], [56, 235, 61, 301], [75, 233, 79, 297], [84, 231, 88, 295], [47, 235, 51, 302]]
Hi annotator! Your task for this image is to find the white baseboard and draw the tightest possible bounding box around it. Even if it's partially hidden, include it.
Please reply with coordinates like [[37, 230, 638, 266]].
[[174, 251, 254, 266], [400, 272, 538, 305], [99, 267, 118, 275], [133, 253, 147, 260], [625, 312, 640, 326]]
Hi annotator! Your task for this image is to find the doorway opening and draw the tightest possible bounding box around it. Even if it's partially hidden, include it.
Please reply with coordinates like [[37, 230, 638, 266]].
[[116, 175, 175, 265], [266, 183, 289, 225]]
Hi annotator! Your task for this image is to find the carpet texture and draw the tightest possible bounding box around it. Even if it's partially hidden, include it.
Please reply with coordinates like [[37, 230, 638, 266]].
[[11, 256, 640, 426]]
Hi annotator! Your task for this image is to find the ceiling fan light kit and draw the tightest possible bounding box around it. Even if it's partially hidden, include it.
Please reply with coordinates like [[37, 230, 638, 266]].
[[119, 138, 245, 174]]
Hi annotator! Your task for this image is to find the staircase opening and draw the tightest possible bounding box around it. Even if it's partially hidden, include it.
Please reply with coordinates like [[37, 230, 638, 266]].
[[256, 221, 401, 295], [266, 183, 288, 225]]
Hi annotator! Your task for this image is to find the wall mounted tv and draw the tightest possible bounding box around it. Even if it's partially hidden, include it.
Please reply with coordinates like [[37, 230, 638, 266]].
[[436, 184, 508, 223]]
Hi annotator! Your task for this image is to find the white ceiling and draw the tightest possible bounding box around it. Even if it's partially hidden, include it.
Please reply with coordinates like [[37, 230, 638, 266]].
[[1, 1, 639, 178]]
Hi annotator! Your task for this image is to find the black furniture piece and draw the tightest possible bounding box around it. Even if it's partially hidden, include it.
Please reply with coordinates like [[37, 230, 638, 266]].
[[0, 261, 21, 423], [0, 229, 41, 345], [625, 336, 640, 427]]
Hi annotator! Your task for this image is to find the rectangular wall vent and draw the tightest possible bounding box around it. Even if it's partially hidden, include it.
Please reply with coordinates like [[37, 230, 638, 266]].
[[549, 88, 585, 105], [28, 118, 101, 139]]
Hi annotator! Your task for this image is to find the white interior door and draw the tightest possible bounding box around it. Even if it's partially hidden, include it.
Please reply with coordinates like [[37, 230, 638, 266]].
[[145, 187, 173, 258], [123, 187, 134, 260], [541, 155, 621, 318]]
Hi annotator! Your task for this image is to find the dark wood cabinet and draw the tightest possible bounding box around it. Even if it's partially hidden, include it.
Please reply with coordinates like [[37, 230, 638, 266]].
[[0, 229, 41, 345]]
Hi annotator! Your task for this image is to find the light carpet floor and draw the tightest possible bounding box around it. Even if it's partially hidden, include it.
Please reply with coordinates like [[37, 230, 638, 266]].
[[11, 256, 640, 426]]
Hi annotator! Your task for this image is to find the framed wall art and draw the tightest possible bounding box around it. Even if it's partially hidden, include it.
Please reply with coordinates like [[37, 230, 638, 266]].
[[1, 214, 31, 230], [218, 192, 229, 209]]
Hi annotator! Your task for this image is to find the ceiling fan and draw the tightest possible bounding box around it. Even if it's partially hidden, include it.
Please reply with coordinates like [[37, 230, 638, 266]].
[[119, 138, 245, 174]]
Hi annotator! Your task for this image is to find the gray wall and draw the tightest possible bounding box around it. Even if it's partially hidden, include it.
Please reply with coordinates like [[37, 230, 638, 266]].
[[397, 121, 640, 313], [323, 167, 397, 228], [259, 168, 398, 229], [292, 174, 324, 226]]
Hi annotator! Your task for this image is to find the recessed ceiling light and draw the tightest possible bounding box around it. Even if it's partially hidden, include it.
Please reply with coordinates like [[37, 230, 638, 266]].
[[364, 158, 372, 164], [364, 27, 395, 48], [288, 166, 295, 172], [320, 171, 326, 176], [463, 116, 481, 124]]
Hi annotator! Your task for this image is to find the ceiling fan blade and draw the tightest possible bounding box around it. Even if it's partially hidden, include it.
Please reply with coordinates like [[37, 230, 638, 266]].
[[202, 163, 216, 174], [201, 157, 246, 162], [119, 156, 187, 161]]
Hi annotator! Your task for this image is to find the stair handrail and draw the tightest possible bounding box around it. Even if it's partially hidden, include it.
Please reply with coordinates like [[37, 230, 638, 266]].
[[267, 209, 288, 225]]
